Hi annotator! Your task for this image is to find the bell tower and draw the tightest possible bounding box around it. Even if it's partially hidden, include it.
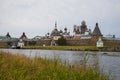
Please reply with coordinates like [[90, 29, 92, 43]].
[[80, 20, 87, 34]]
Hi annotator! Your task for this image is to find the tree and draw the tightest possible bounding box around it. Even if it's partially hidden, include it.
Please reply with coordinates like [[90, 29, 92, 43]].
[[57, 37, 67, 46]]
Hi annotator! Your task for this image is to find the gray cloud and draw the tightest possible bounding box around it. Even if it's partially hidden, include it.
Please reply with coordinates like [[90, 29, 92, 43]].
[[0, 0, 120, 38]]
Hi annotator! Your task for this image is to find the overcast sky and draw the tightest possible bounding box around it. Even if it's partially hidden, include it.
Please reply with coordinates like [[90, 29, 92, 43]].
[[0, 0, 120, 38]]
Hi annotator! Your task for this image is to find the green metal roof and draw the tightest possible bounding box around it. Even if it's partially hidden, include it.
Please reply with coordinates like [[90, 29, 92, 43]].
[[0, 36, 19, 41]]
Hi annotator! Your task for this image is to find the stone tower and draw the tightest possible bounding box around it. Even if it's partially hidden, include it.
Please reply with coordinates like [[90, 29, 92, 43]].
[[92, 23, 102, 41], [80, 21, 87, 34]]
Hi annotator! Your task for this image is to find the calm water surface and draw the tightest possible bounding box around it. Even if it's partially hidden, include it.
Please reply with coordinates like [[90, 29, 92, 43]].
[[0, 49, 120, 80]]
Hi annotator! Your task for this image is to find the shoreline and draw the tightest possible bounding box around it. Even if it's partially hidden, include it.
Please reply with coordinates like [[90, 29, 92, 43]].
[[22, 46, 120, 52]]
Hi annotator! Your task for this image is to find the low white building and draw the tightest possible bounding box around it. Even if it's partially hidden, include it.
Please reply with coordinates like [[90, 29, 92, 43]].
[[96, 37, 104, 47], [17, 39, 24, 48]]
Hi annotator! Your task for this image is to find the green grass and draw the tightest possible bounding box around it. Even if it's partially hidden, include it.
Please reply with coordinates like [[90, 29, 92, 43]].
[[22, 46, 99, 51], [0, 52, 109, 80], [22, 46, 120, 52]]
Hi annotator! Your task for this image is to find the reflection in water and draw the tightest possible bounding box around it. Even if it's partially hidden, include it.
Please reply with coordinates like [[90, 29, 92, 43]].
[[0, 49, 120, 80]]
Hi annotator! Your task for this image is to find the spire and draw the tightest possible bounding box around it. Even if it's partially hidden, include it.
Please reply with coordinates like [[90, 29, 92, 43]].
[[55, 21, 57, 29], [92, 23, 102, 36]]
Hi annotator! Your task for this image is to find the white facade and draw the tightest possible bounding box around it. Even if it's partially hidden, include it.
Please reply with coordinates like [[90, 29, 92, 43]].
[[17, 39, 24, 48], [96, 37, 104, 47], [53, 36, 61, 40]]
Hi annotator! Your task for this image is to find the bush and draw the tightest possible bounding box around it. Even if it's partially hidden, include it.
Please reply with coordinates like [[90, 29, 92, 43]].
[[57, 37, 66, 46]]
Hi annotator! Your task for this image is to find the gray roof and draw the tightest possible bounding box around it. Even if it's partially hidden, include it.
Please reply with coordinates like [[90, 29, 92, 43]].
[[51, 28, 61, 36], [92, 23, 102, 36]]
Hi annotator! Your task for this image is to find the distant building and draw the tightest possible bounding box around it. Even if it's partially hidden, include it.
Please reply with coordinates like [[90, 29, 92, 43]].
[[62, 27, 70, 36], [1, 20, 120, 48], [0, 33, 18, 42], [20, 32, 27, 40], [50, 22, 61, 46], [91, 23, 103, 41], [50, 22, 62, 41], [105, 34, 115, 39], [32, 36, 43, 41], [92, 23, 102, 36], [73, 21, 91, 36], [6, 32, 11, 38], [97, 37, 104, 47], [80, 20, 87, 34], [51, 22, 60, 36], [19, 32, 29, 46], [17, 39, 24, 48], [35, 21, 106, 46], [0, 33, 19, 47]]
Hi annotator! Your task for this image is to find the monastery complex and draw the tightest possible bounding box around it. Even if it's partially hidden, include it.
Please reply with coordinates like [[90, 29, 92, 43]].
[[0, 21, 120, 51]]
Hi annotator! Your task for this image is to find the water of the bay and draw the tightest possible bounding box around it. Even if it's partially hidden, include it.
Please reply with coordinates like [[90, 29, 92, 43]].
[[0, 49, 120, 80]]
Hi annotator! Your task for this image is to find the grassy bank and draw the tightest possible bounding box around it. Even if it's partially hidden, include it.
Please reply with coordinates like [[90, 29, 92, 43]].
[[22, 46, 99, 51], [22, 46, 120, 52], [0, 46, 8, 48], [0, 51, 109, 80]]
